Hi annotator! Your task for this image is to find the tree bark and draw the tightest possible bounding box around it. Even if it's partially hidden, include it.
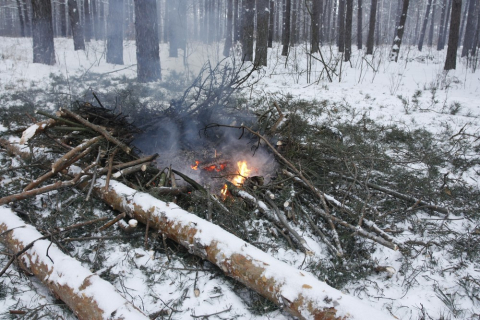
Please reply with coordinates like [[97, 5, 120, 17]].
[[366, 0, 378, 54], [59, 0, 67, 37], [389, 0, 410, 62], [242, 0, 255, 60], [357, 0, 363, 49], [254, 0, 269, 66], [268, 0, 274, 47], [418, 0, 434, 51], [84, 0, 92, 42], [22, 0, 32, 37], [437, 0, 449, 49], [344, 0, 353, 61], [86, 178, 395, 320], [338, 0, 346, 51], [0, 208, 149, 320], [428, 0, 437, 47], [16, 0, 26, 37], [134, 0, 161, 82], [458, 0, 469, 47], [281, 0, 291, 56], [68, 0, 85, 51], [311, 0, 321, 53], [223, 0, 233, 56], [445, 0, 463, 70], [461, 0, 477, 56], [31, 0, 55, 65], [106, 0, 124, 64]]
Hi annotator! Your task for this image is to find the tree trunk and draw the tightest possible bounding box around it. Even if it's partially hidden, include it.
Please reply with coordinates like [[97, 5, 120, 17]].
[[366, 0, 378, 54], [311, 0, 321, 53], [0, 208, 149, 320], [437, 0, 449, 49], [91, 0, 99, 39], [389, 0, 410, 61], [31, 0, 55, 65], [290, 0, 297, 45], [21, 0, 32, 37], [59, 0, 67, 37], [106, 0, 123, 64], [86, 178, 395, 320], [16, 0, 26, 37], [98, 0, 105, 39], [357, 0, 363, 49], [345, 0, 353, 60], [223, 0, 233, 56], [208, 0, 215, 43], [428, 0, 437, 47], [84, 0, 92, 42], [458, 0, 469, 47], [268, 0, 274, 47], [168, 0, 178, 57], [418, 0, 433, 51], [443, 0, 453, 46], [68, 0, 85, 50], [461, 0, 477, 56], [134, 0, 161, 82], [281, 0, 291, 56], [242, 0, 255, 60], [254, 0, 269, 66], [338, 0, 346, 51], [471, 8, 480, 55], [234, 0, 240, 41], [444, 0, 463, 70]]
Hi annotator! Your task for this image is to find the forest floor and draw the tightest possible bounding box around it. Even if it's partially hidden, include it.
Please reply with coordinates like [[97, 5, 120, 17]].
[[1, 37, 480, 320]]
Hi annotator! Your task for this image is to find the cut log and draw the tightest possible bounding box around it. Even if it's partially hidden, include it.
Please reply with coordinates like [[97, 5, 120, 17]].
[[89, 177, 394, 320], [0, 206, 149, 320]]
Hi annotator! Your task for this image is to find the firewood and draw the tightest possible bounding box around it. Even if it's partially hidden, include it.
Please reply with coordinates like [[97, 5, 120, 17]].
[[60, 108, 132, 154], [85, 178, 394, 320], [0, 208, 148, 319], [98, 212, 127, 231], [51, 136, 103, 174]]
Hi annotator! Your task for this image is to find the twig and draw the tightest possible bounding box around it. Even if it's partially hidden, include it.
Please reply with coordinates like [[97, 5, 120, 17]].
[[85, 147, 102, 201], [60, 108, 132, 154], [51, 136, 102, 174], [98, 212, 127, 231], [104, 149, 119, 192], [191, 306, 232, 318], [144, 212, 151, 250], [98, 154, 158, 176]]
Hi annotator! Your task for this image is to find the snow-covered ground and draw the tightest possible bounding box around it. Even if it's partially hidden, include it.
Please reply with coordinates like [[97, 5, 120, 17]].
[[1, 37, 480, 319]]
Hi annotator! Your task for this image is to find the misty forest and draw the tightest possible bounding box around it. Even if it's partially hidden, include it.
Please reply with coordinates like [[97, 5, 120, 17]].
[[1, 0, 480, 319]]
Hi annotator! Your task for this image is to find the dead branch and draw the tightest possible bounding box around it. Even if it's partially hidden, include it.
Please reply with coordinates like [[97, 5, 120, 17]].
[[97, 154, 158, 176], [338, 175, 449, 215], [308, 204, 398, 251], [51, 136, 102, 174], [98, 212, 127, 231], [104, 149, 118, 192], [59, 108, 132, 154], [0, 138, 31, 160], [19, 119, 56, 145], [0, 208, 148, 319], [24, 145, 95, 191]]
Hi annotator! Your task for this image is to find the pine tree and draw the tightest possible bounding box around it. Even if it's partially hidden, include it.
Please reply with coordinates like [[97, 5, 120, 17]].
[[106, 0, 124, 64], [444, 0, 463, 70], [31, 0, 55, 65]]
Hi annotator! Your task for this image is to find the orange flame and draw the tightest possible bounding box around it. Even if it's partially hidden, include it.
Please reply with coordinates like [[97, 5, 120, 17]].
[[221, 184, 228, 199], [233, 160, 251, 186], [191, 160, 200, 170]]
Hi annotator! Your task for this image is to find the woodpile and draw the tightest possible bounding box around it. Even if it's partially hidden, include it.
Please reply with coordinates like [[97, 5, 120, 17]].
[[0, 100, 447, 319]]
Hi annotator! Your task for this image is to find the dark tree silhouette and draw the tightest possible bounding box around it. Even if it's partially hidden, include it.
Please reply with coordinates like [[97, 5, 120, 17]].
[[281, 0, 291, 56], [134, 0, 161, 82], [242, 0, 255, 61], [428, 0, 437, 47], [68, 0, 85, 51], [268, 0, 274, 48], [311, 0, 322, 53], [224, 0, 233, 56], [345, 0, 353, 61], [59, 0, 67, 37], [418, 0, 433, 51], [338, 0, 346, 52], [106, 0, 123, 64], [461, 0, 477, 56], [255, 0, 269, 66], [84, 0, 92, 42], [357, 0, 363, 49], [16, 0, 25, 37], [437, 0, 449, 50], [445, 0, 463, 70], [366, 0, 378, 54], [389, 0, 410, 61], [31, 0, 55, 65]]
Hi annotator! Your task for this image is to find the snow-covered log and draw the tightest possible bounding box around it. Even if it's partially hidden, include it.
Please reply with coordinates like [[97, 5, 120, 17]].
[[0, 206, 149, 320], [91, 178, 394, 320]]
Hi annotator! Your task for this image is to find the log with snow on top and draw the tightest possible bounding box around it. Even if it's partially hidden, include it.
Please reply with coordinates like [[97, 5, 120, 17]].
[[90, 177, 395, 320], [0, 206, 149, 320]]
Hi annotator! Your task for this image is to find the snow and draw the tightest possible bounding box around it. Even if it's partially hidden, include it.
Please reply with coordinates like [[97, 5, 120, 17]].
[[0, 36, 479, 319]]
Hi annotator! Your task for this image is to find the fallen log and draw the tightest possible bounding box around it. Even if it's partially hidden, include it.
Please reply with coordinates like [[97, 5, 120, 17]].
[[90, 177, 394, 320], [0, 206, 149, 320]]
